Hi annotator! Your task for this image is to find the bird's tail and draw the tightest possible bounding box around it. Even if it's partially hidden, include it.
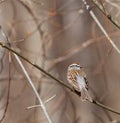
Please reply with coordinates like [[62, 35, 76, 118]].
[[81, 88, 92, 102]]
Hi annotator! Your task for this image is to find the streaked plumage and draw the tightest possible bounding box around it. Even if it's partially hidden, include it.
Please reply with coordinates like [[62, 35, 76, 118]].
[[67, 63, 92, 102]]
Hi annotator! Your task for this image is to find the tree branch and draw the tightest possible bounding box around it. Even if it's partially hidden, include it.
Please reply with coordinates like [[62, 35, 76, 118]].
[[91, 0, 120, 30], [0, 42, 120, 115]]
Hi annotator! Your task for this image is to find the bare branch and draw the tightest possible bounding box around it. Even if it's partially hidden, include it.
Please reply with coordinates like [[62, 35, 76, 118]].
[[82, 0, 120, 55], [91, 0, 120, 29], [0, 27, 52, 123], [0, 41, 119, 115]]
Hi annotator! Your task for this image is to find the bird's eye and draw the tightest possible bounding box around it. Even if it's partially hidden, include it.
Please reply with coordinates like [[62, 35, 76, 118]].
[[75, 64, 80, 67]]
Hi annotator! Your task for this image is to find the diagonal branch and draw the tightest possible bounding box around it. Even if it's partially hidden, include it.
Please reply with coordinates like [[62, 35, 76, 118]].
[[82, 0, 120, 54], [0, 42, 120, 115], [13, 52, 52, 123], [91, 0, 120, 29]]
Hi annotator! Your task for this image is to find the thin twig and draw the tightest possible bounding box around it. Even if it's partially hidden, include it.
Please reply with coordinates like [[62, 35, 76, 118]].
[[90, 10, 120, 54], [0, 27, 52, 123], [0, 53, 11, 123], [99, 0, 111, 54], [0, 27, 11, 123], [0, 42, 120, 115], [13, 53, 52, 123], [26, 94, 56, 110], [91, 0, 120, 29], [82, 0, 120, 54], [47, 31, 119, 71], [91, 100, 120, 115], [26, 105, 42, 109]]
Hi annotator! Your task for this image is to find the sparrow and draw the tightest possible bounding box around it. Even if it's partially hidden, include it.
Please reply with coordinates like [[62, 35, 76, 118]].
[[67, 63, 92, 102]]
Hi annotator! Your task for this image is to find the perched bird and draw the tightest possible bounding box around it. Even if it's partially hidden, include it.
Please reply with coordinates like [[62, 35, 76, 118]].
[[67, 63, 92, 102]]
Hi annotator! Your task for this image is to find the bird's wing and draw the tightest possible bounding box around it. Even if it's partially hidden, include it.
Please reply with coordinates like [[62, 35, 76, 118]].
[[78, 70, 88, 89], [83, 77, 88, 90], [70, 77, 80, 91], [67, 70, 80, 91], [76, 75, 86, 91]]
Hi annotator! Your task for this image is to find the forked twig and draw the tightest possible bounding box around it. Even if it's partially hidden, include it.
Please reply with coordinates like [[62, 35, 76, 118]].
[[26, 95, 56, 110]]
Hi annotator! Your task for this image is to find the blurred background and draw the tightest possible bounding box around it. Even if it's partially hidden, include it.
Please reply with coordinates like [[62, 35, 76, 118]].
[[0, 0, 120, 123]]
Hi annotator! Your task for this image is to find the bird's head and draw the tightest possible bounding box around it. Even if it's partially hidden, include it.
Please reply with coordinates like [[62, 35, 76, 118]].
[[68, 63, 83, 71]]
